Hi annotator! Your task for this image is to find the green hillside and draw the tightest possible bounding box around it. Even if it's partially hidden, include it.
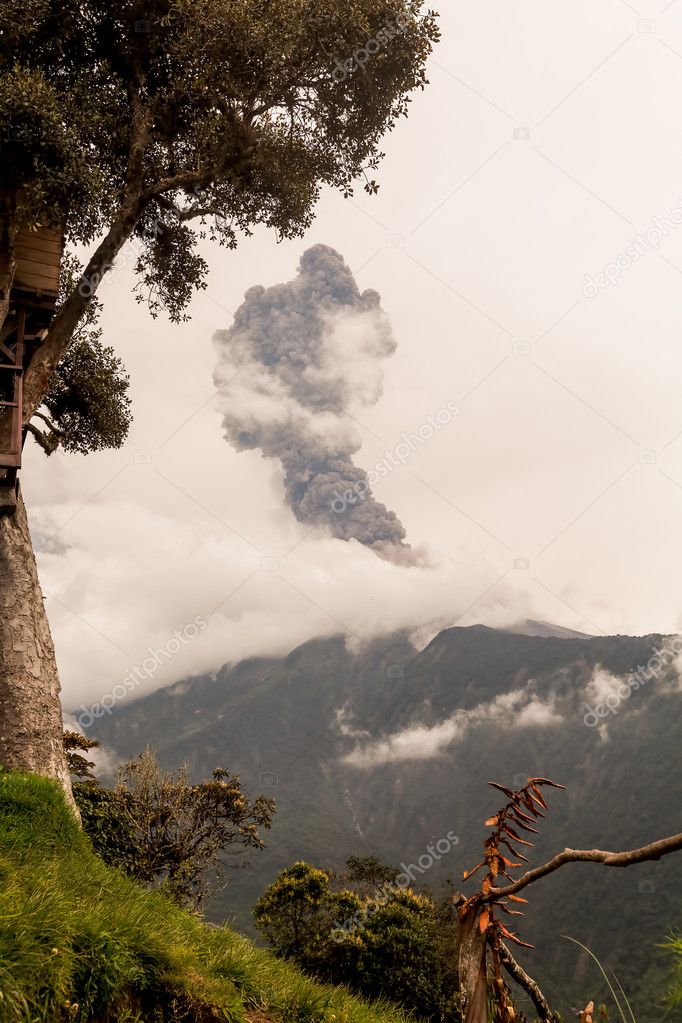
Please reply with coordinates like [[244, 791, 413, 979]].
[[88, 625, 682, 1020], [0, 770, 418, 1023]]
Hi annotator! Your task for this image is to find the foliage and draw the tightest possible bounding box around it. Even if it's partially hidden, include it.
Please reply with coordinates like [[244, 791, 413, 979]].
[[26, 253, 132, 456], [39, 337, 132, 454], [254, 857, 461, 1023], [0, 59, 93, 225], [62, 731, 99, 780], [0, 770, 415, 1023], [1, 0, 440, 323], [665, 934, 682, 1009], [74, 748, 275, 908], [341, 855, 401, 893], [253, 861, 334, 963]]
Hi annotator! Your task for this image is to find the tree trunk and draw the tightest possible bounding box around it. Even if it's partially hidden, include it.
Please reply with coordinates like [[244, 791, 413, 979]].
[[0, 488, 77, 815], [457, 906, 488, 1023]]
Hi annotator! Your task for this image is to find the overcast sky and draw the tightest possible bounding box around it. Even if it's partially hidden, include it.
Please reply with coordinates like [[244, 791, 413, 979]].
[[26, 1, 682, 711]]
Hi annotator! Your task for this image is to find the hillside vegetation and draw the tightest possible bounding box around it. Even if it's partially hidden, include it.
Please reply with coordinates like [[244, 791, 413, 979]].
[[0, 771, 415, 1023]]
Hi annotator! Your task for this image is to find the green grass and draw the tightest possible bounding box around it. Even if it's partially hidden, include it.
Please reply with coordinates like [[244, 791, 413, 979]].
[[0, 772, 415, 1023], [664, 934, 682, 1010]]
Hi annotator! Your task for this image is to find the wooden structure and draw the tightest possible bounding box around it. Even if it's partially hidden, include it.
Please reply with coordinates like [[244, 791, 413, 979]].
[[0, 225, 63, 513]]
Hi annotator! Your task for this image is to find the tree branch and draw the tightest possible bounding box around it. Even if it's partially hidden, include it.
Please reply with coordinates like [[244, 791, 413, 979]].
[[25, 422, 59, 454], [32, 410, 61, 434], [155, 194, 227, 225], [141, 168, 210, 203], [499, 943, 560, 1022], [486, 831, 682, 902]]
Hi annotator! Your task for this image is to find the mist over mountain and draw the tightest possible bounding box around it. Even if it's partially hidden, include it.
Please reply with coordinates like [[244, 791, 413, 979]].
[[89, 623, 682, 1020]]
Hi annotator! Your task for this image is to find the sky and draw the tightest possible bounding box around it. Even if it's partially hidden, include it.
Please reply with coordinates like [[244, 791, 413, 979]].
[[24, 1, 682, 712]]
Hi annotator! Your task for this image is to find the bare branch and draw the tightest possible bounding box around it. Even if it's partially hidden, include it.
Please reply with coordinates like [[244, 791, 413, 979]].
[[155, 194, 226, 224], [32, 410, 61, 435], [499, 943, 560, 1023], [141, 169, 209, 202], [486, 831, 682, 902]]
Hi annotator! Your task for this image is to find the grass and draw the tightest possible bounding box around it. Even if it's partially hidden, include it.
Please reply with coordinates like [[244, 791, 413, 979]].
[[0, 772, 415, 1023], [562, 936, 637, 1023], [664, 934, 682, 1011]]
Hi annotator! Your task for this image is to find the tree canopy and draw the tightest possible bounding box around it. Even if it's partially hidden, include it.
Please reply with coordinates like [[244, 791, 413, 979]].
[[254, 857, 461, 1022], [0, 0, 439, 421]]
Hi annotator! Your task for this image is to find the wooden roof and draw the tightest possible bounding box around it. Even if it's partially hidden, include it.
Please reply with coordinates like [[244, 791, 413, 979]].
[[13, 225, 63, 300]]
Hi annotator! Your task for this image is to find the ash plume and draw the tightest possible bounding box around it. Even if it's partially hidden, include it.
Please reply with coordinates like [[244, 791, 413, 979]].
[[213, 244, 417, 564]]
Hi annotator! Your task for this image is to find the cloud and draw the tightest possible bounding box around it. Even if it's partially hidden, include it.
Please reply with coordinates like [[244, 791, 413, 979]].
[[341, 686, 561, 768], [585, 667, 624, 706], [31, 490, 539, 711]]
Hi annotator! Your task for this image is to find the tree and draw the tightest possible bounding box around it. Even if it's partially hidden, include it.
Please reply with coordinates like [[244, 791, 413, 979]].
[[29, 336, 132, 455], [456, 777, 682, 1023], [74, 747, 275, 907], [0, 0, 439, 797], [254, 861, 336, 964], [63, 729, 100, 779], [341, 853, 402, 893], [254, 857, 461, 1022]]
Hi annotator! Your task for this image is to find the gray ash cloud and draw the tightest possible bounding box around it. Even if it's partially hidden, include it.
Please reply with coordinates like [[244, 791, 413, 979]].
[[213, 244, 417, 564]]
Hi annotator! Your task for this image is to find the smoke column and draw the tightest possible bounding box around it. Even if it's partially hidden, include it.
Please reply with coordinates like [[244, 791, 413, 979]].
[[213, 244, 418, 564]]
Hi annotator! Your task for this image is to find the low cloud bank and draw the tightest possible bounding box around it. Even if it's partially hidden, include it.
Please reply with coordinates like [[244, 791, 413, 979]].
[[341, 686, 561, 768]]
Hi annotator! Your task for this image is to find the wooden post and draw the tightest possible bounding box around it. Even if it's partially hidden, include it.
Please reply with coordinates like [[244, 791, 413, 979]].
[[0, 306, 25, 514], [13, 305, 25, 460]]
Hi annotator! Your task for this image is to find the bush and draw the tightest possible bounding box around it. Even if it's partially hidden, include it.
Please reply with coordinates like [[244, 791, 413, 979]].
[[74, 748, 275, 907], [254, 858, 461, 1023]]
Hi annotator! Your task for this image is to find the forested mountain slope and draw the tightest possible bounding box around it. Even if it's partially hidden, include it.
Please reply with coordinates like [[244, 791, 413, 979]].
[[89, 624, 682, 1019]]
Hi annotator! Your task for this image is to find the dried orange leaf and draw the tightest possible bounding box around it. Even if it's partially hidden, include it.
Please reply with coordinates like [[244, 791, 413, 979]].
[[462, 861, 485, 881], [530, 776, 566, 790], [488, 781, 515, 798], [502, 824, 534, 846], [501, 856, 524, 869], [530, 785, 547, 808], [499, 924, 535, 949]]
